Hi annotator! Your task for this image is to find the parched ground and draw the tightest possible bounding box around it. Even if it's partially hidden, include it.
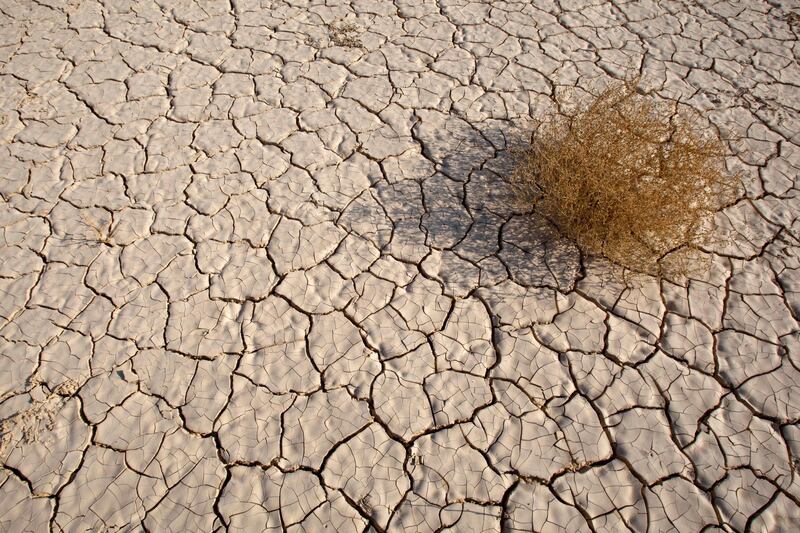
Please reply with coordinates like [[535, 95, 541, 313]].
[[1, 0, 799, 531]]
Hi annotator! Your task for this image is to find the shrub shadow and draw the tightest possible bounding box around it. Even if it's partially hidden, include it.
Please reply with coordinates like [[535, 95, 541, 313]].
[[409, 114, 583, 294]]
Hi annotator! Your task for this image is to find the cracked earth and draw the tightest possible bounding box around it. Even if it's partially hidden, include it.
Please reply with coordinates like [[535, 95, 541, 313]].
[[1, 0, 799, 531]]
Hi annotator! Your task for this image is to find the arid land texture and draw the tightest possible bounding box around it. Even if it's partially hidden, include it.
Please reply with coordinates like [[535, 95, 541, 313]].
[[1, 0, 799, 531]]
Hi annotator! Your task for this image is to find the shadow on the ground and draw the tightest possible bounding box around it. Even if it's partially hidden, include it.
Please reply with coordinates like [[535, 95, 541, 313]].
[[408, 114, 583, 293]]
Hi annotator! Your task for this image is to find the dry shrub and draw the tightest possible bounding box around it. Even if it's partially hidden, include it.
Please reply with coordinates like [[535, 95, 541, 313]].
[[513, 80, 741, 277]]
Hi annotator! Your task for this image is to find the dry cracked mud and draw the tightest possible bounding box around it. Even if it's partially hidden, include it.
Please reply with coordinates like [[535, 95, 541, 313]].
[[1, 0, 799, 531]]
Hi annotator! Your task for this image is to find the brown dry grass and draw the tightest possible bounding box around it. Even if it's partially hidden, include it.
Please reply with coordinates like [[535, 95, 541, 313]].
[[513, 80, 741, 278], [328, 21, 362, 48]]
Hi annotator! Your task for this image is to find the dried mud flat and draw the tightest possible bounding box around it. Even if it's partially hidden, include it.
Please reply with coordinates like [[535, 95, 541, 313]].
[[1, 0, 799, 531]]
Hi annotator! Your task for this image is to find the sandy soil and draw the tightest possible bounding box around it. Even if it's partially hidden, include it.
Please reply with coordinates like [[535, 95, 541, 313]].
[[1, 0, 799, 531]]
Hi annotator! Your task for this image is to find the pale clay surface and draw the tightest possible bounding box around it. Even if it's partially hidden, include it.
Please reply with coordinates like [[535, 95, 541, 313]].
[[0, 0, 799, 531]]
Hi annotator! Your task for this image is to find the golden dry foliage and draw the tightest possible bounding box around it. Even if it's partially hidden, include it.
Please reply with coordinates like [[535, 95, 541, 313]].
[[513, 81, 741, 277]]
